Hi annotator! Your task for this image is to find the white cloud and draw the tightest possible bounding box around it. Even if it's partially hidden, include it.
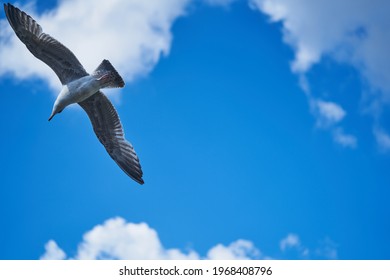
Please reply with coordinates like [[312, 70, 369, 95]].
[[40, 217, 258, 260], [0, 0, 189, 92], [74, 217, 199, 260], [40, 217, 338, 260], [310, 100, 357, 148], [279, 234, 338, 259], [250, 0, 390, 92], [40, 240, 66, 260], [280, 233, 300, 251], [207, 240, 260, 260], [250, 0, 390, 149], [373, 127, 390, 152], [279, 233, 309, 258], [312, 99, 346, 128], [333, 128, 357, 148]]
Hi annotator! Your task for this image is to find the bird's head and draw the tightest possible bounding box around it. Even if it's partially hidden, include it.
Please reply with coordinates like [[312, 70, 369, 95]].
[[48, 102, 64, 121], [48, 86, 69, 121]]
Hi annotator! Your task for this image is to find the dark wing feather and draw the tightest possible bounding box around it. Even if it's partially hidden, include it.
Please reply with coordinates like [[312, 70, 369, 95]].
[[4, 3, 88, 84], [79, 92, 144, 184]]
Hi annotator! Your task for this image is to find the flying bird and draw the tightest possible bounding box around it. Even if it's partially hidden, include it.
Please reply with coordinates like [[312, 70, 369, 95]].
[[4, 3, 144, 184]]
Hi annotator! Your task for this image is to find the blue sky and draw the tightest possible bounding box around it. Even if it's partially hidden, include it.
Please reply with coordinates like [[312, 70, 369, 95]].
[[1, 0, 390, 260]]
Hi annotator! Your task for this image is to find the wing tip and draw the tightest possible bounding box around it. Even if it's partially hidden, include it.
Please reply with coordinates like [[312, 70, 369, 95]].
[[126, 167, 144, 185], [136, 177, 145, 185], [114, 156, 144, 185], [4, 3, 11, 16], [4, 3, 17, 16], [129, 170, 144, 185]]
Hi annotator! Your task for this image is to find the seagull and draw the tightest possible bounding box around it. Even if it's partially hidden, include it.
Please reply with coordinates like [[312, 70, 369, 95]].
[[4, 3, 144, 184]]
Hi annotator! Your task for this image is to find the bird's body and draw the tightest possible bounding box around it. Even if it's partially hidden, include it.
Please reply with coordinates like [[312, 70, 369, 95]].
[[60, 75, 100, 104], [4, 3, 144, 184], [49, 60, 124, 120], [51, 76, 100, 117]]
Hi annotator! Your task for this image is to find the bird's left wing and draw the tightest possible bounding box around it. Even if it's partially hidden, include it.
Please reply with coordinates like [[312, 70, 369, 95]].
[[4, 3, 88, 84], [78, 91, 144, 184]]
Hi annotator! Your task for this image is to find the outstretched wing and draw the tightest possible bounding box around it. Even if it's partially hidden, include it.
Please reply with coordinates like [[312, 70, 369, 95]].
[[4, 3, 88, 84], [79, 92, 144, 184]]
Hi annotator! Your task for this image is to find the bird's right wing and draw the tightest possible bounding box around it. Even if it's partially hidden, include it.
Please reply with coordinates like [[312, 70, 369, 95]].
[[78, 92, 144, 184], [4, 3, 88, 84]]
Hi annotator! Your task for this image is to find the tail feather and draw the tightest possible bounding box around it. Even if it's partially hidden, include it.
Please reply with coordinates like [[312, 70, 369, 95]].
[[92, 60, 125, 88]]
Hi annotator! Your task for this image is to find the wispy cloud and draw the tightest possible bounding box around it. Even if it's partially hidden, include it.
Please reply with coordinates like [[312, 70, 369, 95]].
[[312, 99, 346, 128], [280, 233, 300, 251], [310, 100, 357, 148], [250, 0, 390, 149], [207, 240, 261, 260], [333, 127, 357, 148], [308, 98, 357, 148], [204, 0, 237, 7], [279, 233, 338, 259], [40, 217, 337, 260], [0, 0, 189, 92], [314, 237, 338, 260], [250, 0, 390, 92], [373, 127, 390, 152], [279, 234, 309, 258]]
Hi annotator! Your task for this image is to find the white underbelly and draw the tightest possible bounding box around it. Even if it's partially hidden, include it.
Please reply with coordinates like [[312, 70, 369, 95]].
[[53, 75, 102, 113], [65, 76, 100, 104]]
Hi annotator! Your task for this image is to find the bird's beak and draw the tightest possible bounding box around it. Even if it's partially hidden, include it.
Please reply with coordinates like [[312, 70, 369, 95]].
[[48, 112, 55, 121]]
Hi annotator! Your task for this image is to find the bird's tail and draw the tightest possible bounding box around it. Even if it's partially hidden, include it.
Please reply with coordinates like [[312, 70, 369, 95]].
[[92, 60, 125, 88]]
